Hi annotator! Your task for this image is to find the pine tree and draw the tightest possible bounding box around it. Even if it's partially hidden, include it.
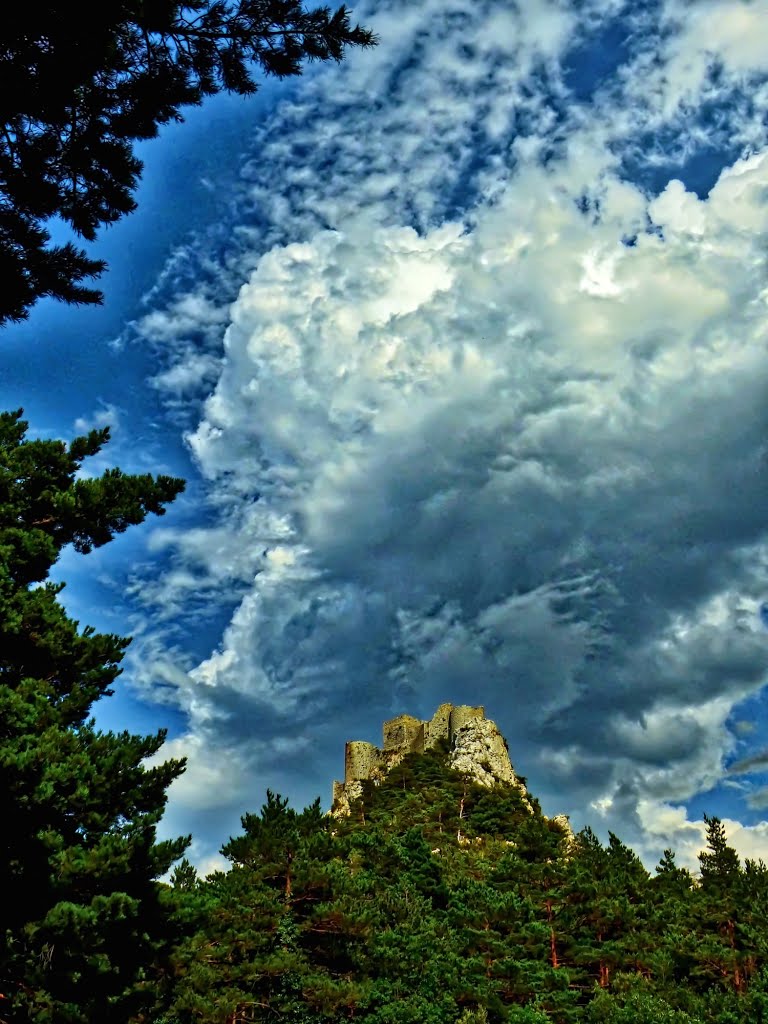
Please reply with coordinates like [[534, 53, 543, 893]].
[[0, 409, 188, 1022], [641, 850, 696, 993], [1, 1, 377, 325], [740, 859, 768, 986], [169, 792, 354, 1024], [693, 816, 747, 993]]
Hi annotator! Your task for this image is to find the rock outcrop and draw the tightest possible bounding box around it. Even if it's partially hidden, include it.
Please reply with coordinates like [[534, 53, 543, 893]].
[[330, 779, 364, 819], [449, 716, 534, 811], [550, 813, 576, 849]]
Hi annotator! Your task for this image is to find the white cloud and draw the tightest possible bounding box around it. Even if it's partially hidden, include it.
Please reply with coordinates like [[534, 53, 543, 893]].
[[658, 0, 768, 115], [139, 292, 229, 343], [143, 148, 768, 867], [151, 353, 223, 397], [74, 402, 122, 437], [638, 799, 768, 872]]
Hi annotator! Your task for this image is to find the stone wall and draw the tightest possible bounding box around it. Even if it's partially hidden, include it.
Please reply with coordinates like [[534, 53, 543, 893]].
[[423, 702, 453, 749], [448, 704, 485, 736], [382, 714, 425, 753], [345, 741, 383, 782]]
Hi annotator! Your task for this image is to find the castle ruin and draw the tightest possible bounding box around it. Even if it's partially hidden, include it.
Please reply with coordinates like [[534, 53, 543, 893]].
[[331, 702, 571, 841], [332, 703, 490, 814]]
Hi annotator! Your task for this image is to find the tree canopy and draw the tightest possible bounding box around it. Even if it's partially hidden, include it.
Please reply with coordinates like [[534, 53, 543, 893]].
[[0, 409, 188, 1021], [0, 1, 376, 325]]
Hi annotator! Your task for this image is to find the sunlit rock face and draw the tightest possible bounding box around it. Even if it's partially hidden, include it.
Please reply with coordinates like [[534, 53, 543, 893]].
[[330, 779, 364, 818], [550, 813, 577, 849], [449, 717, 533, 812], [449, 716, 514, 785]]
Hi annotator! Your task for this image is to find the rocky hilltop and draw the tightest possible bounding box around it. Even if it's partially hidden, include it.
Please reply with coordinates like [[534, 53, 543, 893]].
[[332, 702, 536, 817]]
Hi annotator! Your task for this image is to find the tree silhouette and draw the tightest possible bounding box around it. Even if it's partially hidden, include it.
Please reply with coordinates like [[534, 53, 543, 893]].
[[0, 1, 376, 325]]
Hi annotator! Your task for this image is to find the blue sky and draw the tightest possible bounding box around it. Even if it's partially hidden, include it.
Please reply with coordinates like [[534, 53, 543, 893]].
[[5, 0, 768, 874]]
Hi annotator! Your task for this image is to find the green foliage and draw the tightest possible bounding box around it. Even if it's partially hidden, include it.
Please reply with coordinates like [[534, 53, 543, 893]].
[[0, 1, 376, 325], [0, 410, 187, 1022], [586, 978, 703, 1023], [163, 740, 768, 1024]]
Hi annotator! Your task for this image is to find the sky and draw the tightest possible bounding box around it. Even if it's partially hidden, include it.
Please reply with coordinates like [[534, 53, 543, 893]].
[[4, 0, 768, 875]]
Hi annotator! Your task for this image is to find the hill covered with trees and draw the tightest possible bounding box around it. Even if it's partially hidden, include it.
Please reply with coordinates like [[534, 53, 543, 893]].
[[159, 741, 768, 1024]]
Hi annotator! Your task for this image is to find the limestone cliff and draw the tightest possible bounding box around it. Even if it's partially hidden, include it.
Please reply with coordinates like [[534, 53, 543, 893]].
[[331, 779, 364, 819]]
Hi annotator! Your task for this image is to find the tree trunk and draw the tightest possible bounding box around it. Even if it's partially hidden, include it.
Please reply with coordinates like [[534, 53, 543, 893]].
[[545, 900, 559, 969]]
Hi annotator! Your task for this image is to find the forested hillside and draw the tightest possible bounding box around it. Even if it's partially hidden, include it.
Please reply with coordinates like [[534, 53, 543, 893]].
[[160, 743, 768, 1024]]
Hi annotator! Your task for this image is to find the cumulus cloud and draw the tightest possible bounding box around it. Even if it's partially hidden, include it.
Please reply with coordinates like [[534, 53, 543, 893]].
[[123, 0, 768, 868]]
